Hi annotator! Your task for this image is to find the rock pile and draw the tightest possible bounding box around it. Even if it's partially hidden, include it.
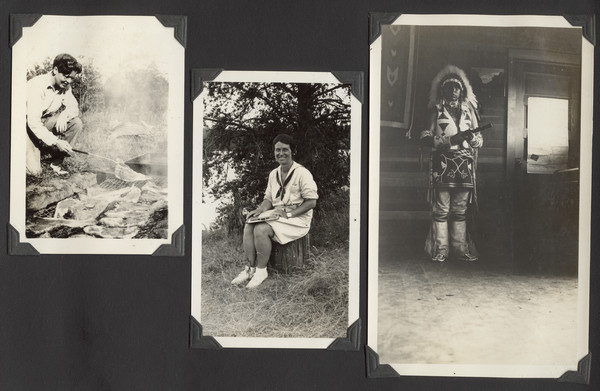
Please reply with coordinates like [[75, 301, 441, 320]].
[[27, 177, 168, 239]]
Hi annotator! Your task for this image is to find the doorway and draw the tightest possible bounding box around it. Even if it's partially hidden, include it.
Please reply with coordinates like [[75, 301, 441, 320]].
[[506, 50, 581, 274]]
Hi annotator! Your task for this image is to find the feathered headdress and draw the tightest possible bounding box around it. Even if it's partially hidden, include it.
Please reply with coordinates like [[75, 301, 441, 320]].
[[427, 64, 478, 110]]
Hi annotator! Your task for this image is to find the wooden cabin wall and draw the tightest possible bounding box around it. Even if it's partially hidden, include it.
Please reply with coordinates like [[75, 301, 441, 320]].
[[378, 25, 582, 260]]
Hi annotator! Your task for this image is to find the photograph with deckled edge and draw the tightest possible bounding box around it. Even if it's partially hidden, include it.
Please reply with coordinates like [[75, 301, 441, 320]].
[[191, 71, 361, 349], [368, 14, 592, 378], [10, 15, 184, 254]]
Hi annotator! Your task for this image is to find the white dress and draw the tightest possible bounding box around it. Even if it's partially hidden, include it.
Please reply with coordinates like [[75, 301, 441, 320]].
[[261, 161, 318, 244]]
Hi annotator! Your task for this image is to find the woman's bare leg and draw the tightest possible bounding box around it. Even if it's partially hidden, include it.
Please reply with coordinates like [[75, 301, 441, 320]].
[[232, 223, 260, 285], [245, 223, 273, 288], [243, 223, 257, 266], [253, 223, 274, 268]]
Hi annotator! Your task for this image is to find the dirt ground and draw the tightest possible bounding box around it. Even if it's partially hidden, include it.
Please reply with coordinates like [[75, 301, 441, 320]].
[[375, 221, 579, 366]]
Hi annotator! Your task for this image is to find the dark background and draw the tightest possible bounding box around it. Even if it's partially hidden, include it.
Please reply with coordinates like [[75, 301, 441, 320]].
[[0, 1, 598, 390]]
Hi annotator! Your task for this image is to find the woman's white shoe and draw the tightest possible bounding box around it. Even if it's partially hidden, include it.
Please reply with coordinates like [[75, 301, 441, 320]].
[[231, 266, 255, 285], [246, 267, 268, 289]]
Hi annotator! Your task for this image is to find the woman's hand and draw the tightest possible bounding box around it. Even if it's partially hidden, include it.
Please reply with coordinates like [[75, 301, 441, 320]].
[[246, 208, 262, 220], [272, 207, 288, 219], [246, 200, 274, 220]]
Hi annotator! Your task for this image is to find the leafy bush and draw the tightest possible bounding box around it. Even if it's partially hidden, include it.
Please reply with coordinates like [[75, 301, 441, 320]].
[[310, 187, 350, 248], [203, 82, 352, 234]]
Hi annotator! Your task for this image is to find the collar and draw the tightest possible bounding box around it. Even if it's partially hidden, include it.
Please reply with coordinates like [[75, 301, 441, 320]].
[[279, 160, 300, 176], [44, 72, 67, 94]]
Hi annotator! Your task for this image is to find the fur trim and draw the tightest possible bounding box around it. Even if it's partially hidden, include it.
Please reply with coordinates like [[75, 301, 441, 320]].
[[428, 64, 478, 110]]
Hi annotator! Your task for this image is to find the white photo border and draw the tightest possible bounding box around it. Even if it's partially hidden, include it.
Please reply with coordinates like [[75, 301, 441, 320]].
[[368, 14, 592, 378], [9, 15, 185, 255], [191, 70, 361, 349]]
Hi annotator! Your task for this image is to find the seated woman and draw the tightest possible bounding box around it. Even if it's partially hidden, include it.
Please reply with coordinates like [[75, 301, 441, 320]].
[[232, 133, 318, 288]]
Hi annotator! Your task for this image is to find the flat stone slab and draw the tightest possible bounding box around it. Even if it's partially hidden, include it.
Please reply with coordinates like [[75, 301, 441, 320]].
[[26, 174, 168, 239], [26, 172, 98, 212]]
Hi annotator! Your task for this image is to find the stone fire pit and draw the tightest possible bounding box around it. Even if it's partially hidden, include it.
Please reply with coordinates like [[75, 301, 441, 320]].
[[26, 153, 168, 239]]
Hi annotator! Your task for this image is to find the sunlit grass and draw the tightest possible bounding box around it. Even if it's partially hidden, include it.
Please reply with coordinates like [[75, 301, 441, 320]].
[[200, 229, 349, 339]]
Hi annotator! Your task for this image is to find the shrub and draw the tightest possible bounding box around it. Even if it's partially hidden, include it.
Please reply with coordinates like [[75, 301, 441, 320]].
[[310, 187, 350, 248]]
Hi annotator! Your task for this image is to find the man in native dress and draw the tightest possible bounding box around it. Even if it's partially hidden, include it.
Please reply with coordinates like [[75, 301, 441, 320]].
[[420, 65, 482, 262]]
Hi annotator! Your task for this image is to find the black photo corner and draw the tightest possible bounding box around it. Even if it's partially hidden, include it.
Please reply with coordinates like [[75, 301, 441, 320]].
[[0, 1, 599, 391]]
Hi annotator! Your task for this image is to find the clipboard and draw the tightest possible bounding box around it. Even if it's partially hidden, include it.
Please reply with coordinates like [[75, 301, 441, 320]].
[[246, 210, 280, 224]]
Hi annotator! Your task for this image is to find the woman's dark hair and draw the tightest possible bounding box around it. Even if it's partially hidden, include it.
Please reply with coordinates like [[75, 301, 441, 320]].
[[272, 133, 297, 152], [53, 53, 82, 75]]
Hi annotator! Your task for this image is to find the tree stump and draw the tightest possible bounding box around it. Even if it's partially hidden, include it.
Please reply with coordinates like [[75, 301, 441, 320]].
[[268, 234, 310, 273]]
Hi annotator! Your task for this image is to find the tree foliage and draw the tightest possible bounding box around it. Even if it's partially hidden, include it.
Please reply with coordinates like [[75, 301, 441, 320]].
[[203, 82, 352, 232]]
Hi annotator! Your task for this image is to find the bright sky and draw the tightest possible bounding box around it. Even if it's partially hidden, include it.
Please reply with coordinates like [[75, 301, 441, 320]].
[[22, 15, 172, 81]]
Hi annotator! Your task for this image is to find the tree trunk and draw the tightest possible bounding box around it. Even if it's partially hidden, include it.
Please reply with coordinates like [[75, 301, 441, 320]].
[[294, 84, 317, 170], [268, 234, 310, 273]]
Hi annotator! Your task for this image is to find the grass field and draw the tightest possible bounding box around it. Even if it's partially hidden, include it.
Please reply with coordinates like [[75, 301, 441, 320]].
[[200, 229, 349, 339]]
